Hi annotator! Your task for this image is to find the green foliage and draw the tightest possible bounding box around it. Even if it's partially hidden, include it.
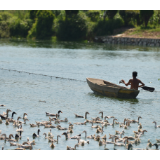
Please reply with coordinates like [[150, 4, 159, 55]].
[[28, 10, 55, 39], [12, 10, 29, 20], [0, 12, 12, 38], [105, 10, 118, 19], [27, 22, 36, 39], [86, 10, 101, 22], [29, 10, 38, 20], [93, 18, 124, 36], [65, 10, 79, 17], [148, 10, 160, 27], [51, 36, 57, 42], [0, 21, 10, 38], [56, 14, 87, 41], [0, 12, 12, 21], [52, 10, 61, 17], [119, 10, 138, 26], [0, 10, 160, 40], [140, 10, 154, 27], [131, 10, 143, 26], [9, 17, 32, 37]]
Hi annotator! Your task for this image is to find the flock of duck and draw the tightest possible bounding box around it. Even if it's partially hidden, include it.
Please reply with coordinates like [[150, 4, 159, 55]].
[[0, 107, 160, 150]]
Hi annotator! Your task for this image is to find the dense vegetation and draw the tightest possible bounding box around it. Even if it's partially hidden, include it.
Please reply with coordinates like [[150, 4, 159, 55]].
[[28, 10, 55, 39], [0, 10, 160, 41]]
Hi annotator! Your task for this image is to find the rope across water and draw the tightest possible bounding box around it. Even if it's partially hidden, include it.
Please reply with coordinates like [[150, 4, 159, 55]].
[[0, 68, 86, 82]]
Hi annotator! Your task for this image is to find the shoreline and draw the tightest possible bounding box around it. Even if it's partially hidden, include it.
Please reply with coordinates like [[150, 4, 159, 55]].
[[1, 36, 160, 48], [94, 35, 160, 47]]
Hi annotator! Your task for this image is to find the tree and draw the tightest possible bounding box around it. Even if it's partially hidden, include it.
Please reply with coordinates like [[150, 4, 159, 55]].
[[56, 14, 87, 41], [28, 10, 54, 39], [119, 10, 135, 26], [52, 10, 61, 17], [132, 10, 143, 26], [86, 10, 101, 22], [140, 10, 154, 27], [65, 10, 79, 17], [105, 10, 118, 19], [29, 10, 38, 21]]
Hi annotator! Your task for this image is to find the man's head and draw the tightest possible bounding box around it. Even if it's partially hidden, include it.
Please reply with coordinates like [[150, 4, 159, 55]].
[[132, 71, 137, 78]]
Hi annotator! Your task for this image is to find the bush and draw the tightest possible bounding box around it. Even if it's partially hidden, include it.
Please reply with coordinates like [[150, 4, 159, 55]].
[[9, 18, 32, 37], [0, 21, 10, 38], [105, 10, 118, 19], [56, 14, 87, 41], [28, 10, 55, 39], [0, 12, 12, 21], [93, 18, 124, 36], [152, 10, 160, 26], [86, 10, 101, 22], [140, 10, 154, 27]]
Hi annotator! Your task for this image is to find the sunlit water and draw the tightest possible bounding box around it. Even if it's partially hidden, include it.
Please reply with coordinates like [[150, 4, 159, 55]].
[[0, 39, 160, 150]]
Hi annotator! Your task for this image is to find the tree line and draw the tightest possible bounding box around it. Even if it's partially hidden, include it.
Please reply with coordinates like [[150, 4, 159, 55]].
[[0, 10, 159, 41]]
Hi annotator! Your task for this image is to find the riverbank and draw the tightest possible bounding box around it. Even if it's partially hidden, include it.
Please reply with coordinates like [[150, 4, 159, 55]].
[[94, 27, 160, 47]]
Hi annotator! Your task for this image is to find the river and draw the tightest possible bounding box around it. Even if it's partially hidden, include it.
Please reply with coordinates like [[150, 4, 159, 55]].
[[0, 39, 160, 150]]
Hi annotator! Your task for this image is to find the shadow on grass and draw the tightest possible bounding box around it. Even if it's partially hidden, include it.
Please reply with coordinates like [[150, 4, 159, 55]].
[[140, 26, 156, 30], [113, 26, 135, 35]]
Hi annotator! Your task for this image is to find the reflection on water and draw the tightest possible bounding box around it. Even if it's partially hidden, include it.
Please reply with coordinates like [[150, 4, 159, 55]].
[[1, 38, 160, 52], [0, 39, 160, 150], [88, 92, 139, 104]]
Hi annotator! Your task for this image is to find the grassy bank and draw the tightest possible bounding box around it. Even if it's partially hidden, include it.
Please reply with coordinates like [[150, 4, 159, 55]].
[[112, 26, 160, 39]]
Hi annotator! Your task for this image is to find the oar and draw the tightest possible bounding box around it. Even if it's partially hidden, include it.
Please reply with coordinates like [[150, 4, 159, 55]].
[[141, 86, 155, 92], [119, 80, 155, 92]]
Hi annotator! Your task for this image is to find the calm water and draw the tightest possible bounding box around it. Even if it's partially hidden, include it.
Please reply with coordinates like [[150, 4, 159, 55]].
[[0, 39, 160, 150]]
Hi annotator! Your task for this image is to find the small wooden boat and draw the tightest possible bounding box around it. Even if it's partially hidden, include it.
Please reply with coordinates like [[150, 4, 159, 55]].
[[86, 78, 140, 99]]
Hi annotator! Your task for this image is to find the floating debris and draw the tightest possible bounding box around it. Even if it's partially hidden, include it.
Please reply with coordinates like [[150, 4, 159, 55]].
[[39, 100, 46, 103], [0, 104, 6, 107]]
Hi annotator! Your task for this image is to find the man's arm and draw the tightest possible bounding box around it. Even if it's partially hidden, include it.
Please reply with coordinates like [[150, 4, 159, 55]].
[[138, 80, 145, 87], [121, 79, 131, 86]]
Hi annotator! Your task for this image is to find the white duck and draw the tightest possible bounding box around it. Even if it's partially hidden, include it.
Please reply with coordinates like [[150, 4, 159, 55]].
[[77, 138, 89, 146], [16, 124, 24, 132]]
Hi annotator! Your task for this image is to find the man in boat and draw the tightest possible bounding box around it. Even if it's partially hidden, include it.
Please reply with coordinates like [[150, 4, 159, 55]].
[[120, 71, 145, 90]]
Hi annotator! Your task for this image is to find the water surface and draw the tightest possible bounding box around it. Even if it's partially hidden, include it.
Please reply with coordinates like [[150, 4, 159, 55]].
[[0, 39, 160, 150]]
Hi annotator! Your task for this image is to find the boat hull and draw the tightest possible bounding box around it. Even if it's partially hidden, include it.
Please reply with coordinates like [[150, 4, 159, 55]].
[[86, 78, 139, 99]]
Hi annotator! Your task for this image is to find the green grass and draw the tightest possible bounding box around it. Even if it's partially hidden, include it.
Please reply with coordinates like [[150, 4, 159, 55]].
[[126, 26, 160, 36], [140, 26, 160, 31]]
